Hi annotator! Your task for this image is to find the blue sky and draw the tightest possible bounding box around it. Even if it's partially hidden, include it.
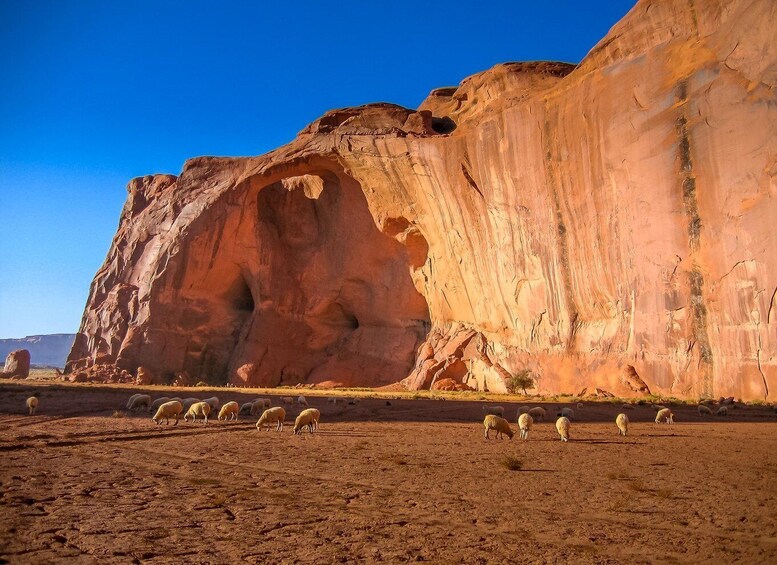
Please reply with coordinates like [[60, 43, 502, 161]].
[[0, 0, 634, 338]]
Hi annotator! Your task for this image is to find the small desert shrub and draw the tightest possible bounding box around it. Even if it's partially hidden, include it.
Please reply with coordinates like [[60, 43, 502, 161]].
[[655, 488, 673, 499], [507, 370, 535, 395], [627, 480, 648, 493], [500, 455, 523, 471], [112, 410, 127, 418]]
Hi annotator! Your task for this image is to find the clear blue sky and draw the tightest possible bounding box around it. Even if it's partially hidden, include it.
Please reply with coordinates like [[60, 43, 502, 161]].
[[0, 0, 634, 339]]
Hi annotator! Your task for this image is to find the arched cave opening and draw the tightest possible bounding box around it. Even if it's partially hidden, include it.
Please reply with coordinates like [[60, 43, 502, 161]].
[[160, 168, 431, 387], [431, 116, 457, 134]]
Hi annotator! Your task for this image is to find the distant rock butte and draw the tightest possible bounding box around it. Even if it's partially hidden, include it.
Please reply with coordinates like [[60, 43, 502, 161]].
[[67, 0, 776, 399]]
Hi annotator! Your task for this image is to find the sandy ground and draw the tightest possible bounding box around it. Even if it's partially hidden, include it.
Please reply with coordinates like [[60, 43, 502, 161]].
[[0, 383, 776, 564]]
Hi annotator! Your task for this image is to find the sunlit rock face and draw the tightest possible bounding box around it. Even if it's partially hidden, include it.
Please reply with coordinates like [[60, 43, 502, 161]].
[[69, 0, 777, 399]]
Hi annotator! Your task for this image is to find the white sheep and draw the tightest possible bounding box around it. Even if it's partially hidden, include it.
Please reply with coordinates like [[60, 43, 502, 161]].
[[527, 407, 546, 421], [202, 396, 220, 412], [655, 407, 674, 424], [26, 396, 39, 416], [184, 401, 212, 424], [280, 396, 294, 405], [128, 394, 151, 412], [616, 413, 629, 436], [517, 413, 533, 440], [256, 406, 286, 431], [556, 416, 571, 442], [482, 405, 505, 417], [652, 404, 667, 412], [293, 408, 321, 434], [149, 397, 171, 414], [218, 401, 239, 421], [698, 405, 713, 416], [297, 395, 309, 406], [483, 414, 514, 440], [152, 400, 183, 425], [621, 403, 635, 411], [716, 406, 728, 416], [559, 407, 575, 420]]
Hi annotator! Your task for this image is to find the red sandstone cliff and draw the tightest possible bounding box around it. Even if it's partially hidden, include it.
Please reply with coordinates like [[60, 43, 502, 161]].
[[68, 0, 777, 399]]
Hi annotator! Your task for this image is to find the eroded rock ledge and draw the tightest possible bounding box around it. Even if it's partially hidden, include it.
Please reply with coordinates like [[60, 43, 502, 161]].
[[68, 0, 777, 399]]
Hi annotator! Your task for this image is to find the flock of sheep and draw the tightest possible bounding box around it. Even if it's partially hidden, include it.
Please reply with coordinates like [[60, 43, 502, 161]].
[[481, 402, 689, 442], [21, 390, 753, 441], [124, 393, 322, 434]]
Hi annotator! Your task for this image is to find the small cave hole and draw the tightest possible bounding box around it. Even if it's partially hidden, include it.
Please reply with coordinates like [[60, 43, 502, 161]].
[[225, 276, 255, 313], [431, 116, 457, 134]]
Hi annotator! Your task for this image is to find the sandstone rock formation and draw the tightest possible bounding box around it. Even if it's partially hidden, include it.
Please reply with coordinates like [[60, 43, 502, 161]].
[[68, 0, 777, 399], [1, 349, 30, 379]]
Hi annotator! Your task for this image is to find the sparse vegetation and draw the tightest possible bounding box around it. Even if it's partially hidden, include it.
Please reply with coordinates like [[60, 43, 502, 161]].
[[500, 455, 523, 471], [507, 369, 535, 395], [111, 410, 126, 418]]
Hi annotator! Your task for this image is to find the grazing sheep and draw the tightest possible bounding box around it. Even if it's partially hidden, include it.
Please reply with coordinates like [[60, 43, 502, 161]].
[[217, 401, 239, 421], [297, 395, 308, 406], [26, 395, 39, 416], [556, 416, 571, 442], [280, 396, 294, 405], [184, 401, 212, 424], [559, 407, 575, 420], [652, 404, 667, 412], [716, 406, 728, 416], [239, 402, 255, 415], [257, 407, 286, 431], [181, 397, 200, 412], [128, 394, 152, 412], [152, 400, 183, 425], [527, 407, 546, 421], [621, 403, 635, 411], [616, 413, 629, 436], [482, 405, 505, 417], [698, 405, 713, 416], [253, 398, 271, 409], [126, 393, 142, 409], [655, 407, 674, 424], [202, 396, 220, 412], [517, 413, 533, 440], [483, 415, 514, 440], [517, 405, 530, 417], [293, 408, 321, 434], [149, 397, 171, 414]]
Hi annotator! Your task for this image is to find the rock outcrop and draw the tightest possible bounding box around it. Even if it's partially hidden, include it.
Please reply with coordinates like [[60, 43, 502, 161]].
[[1, 350, 31, 379], [68, 0, 777, 399]]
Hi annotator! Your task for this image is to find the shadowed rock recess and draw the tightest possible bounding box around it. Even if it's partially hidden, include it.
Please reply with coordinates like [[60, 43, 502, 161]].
[[68, 0, 777, 399]]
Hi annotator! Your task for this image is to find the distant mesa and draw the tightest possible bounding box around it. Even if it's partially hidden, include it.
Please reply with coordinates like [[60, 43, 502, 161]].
[[0, 334, 75, 369], [66, 0, 777, 400]]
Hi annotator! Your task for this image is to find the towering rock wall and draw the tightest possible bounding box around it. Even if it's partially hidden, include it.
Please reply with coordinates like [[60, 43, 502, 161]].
[[69, 0, 777, 399]]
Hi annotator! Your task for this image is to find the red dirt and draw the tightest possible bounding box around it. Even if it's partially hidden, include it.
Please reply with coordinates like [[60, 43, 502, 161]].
[[1, 383, 776, 563]]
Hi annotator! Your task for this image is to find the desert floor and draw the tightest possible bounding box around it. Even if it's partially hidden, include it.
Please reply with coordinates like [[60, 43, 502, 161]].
[[0, 382, 775, 564]]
